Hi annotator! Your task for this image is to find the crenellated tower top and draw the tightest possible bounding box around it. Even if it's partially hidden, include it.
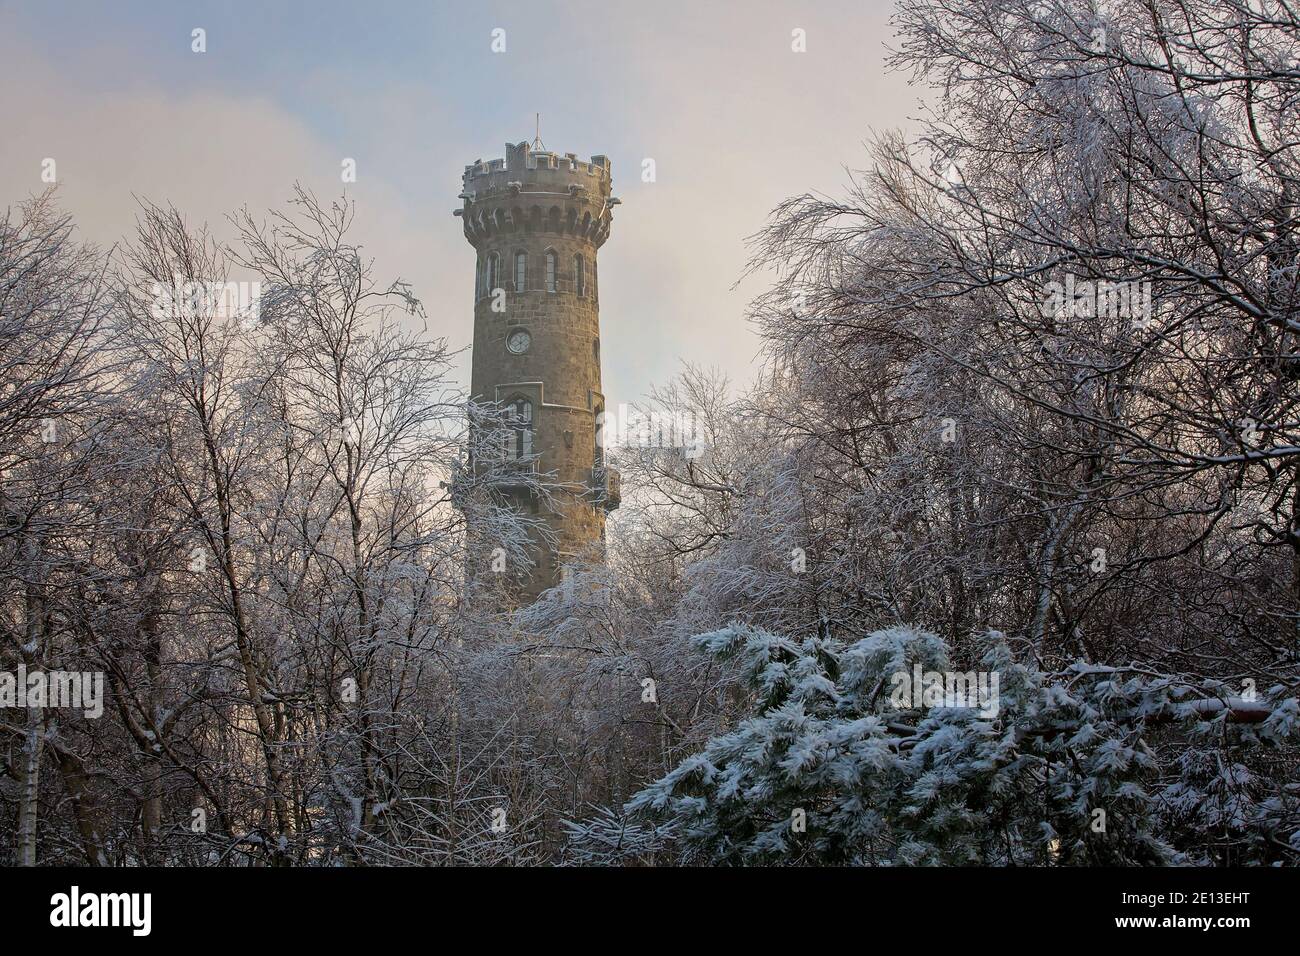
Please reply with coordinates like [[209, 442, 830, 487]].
[[455, 141, 618, 250]]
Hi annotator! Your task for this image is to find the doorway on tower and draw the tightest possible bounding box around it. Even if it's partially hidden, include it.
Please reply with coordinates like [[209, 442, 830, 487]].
[[504, 396, 533, 459], [486, 383, 542, 486]]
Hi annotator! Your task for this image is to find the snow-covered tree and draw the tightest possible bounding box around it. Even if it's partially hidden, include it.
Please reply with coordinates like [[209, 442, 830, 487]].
[[615, 624, 1299, 865]]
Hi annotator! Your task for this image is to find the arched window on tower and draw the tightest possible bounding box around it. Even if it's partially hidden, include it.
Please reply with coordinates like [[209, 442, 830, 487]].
[[514, 251, 527, 292], [505, 397, 533, 460], [575, 254, 585, 297], [545, 250, 557, 293], [485, 252, 500, 295]]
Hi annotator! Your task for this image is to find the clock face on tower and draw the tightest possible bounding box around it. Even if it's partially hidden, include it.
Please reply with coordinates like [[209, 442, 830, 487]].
[[506, 330, 532, 354]]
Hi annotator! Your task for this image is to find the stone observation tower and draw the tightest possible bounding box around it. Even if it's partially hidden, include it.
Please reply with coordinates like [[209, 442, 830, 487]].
[[455, 140, 621, 600]]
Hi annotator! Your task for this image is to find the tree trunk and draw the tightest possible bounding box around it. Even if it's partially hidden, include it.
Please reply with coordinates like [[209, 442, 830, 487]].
[[16, 708, 42, 867]]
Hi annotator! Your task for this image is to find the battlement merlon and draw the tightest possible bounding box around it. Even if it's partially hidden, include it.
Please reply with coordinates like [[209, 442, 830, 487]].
[[456, 141, 619, 249], [462, 142, 612, 189]]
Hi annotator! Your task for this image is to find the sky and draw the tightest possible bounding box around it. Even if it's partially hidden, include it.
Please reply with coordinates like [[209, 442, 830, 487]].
[[0, 0, 921, 409]]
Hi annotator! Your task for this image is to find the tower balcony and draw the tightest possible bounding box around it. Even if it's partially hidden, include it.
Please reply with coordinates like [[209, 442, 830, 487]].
[[589, 465, 621, 512], [452, 455, 538, 500], [444, 456, 542, 509], [489, 456, 538, 493]]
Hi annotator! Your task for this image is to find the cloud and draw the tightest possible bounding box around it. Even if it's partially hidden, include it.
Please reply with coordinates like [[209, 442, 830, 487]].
[[0, 24, 471, 378], [0, 1, 921, 411]]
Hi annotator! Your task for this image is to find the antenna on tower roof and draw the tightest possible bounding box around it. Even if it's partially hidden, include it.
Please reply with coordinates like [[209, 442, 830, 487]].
[[531, 113, 545, 151]]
